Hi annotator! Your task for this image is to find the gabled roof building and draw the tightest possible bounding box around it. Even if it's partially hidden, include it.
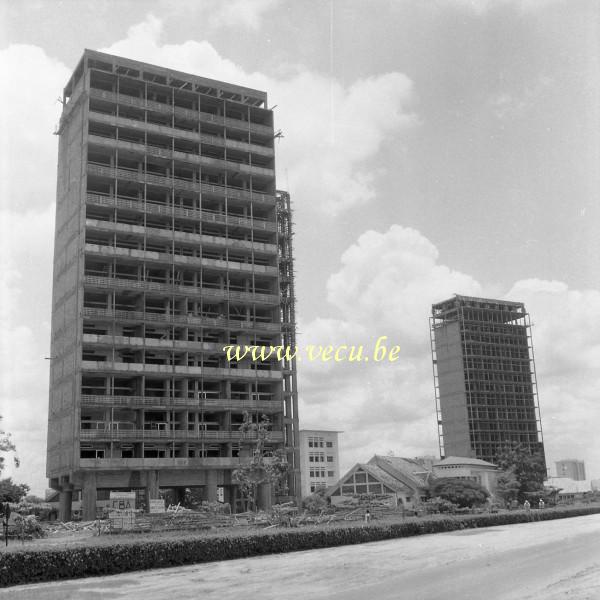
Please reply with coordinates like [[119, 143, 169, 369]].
[[326, 455, 430, 508], [325, 454, 500, 506]]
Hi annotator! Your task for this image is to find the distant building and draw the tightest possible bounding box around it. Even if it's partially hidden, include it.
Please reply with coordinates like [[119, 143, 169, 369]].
[[555, 459, 586, 481], [430, 295, 546, 467], [546, 477, 592, 503], [299, 430, 341, 498], [432, 456, 498, 495]]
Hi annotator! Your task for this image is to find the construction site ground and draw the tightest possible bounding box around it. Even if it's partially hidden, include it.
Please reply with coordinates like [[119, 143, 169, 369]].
[[0, 504, 585, 555], [0, 510, 426, 553]]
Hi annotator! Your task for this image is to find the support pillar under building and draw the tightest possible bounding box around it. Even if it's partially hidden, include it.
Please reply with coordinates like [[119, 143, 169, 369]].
[[59, 488, 73, 522], [206, 470, 218, 502], [145, 470, 159, 511], [257, 482, 272, 511], [81, 471, 97, 521]]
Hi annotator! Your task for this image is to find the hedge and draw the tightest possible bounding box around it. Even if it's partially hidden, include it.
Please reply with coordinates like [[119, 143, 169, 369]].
[[1, 505, 599, 588]]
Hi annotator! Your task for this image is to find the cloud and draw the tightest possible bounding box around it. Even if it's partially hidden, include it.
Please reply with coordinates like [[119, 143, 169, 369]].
[[0, 205, 55, 493], [442, 0, 563, 14], [299, 226, 600, 479], [0, 45, 61, 493], [489, 76, 554, 120], [102, 15, 417, 214], [0, 45, 68, 211], [504, 279, 600, 473], [299, 225, 483, 467], [0, 39, 62, 496], [158, 0, 281, 30], [325, 225, 482, 352]]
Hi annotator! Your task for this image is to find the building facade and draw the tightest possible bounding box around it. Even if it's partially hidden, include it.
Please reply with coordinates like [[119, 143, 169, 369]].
[[430, 295, 545, 466], [298, 430, 341, 498], [432, 456, 498, 495], [326, 455, 430, 509], [555, 459, 586, 481], [47, 50, 299, 520]]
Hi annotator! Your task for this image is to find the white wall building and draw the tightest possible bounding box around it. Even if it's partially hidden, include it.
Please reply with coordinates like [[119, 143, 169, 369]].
[[432, 456, 499, 495], [299, 430, 341, 498]]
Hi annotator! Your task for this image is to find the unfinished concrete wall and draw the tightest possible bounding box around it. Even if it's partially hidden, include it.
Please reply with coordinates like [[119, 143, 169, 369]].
[[47, 82, 87, 481], [435, 321, 472, 458]]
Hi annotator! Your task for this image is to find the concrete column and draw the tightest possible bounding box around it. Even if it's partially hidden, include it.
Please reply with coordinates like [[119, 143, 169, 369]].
[[145, 470, 159, 511], [58, 489, 73, 522], [257, 482, 272, 511], [81, 472, 97, 521], [206, 470, 218, 502]]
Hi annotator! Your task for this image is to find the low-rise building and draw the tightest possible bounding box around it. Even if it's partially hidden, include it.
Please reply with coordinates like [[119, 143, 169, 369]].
[[325, 455, 430, 509], [555, 459, 586, 481], [545, 477, 592, 503], [299, 430, 341, 498], [432, 456, 499, 495]]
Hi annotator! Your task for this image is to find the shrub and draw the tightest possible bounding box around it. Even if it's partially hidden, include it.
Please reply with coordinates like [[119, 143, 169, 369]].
[[423, 496, 459, 514], [429, 478, 489, 508], [302, 489, 329, 512], [11, 514, 46, 539]]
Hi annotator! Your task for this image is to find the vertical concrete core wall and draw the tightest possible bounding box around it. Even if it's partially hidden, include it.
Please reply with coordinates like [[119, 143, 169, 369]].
[[435, 322, 471, 458]]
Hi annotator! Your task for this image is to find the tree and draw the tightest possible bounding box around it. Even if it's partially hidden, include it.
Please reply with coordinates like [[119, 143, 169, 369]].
[[302, 488, 329, 512], [232, 413, 289, 511], [429, 478, 489, 508], [0, 478, 30, 503], [494, 442, 546, 502], [495, 467, 521, 506], [0, 415, 19, 475], [24, 494, 46, 505]]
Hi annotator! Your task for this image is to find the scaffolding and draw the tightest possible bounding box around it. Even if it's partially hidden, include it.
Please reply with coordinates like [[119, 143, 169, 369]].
[[430, 295, 545, 467], [429, 318, 444, 459], [276, 190, 300, 502]]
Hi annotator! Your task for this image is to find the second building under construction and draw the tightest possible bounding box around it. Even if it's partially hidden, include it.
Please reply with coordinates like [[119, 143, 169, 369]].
[[430, 295, 545, 466]]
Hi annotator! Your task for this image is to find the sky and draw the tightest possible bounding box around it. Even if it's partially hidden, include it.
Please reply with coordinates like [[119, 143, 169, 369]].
[[1, 0, 599, 495]]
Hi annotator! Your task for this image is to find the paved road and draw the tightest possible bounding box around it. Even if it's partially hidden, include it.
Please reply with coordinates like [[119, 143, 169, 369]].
[[2, 514, 599, 599]]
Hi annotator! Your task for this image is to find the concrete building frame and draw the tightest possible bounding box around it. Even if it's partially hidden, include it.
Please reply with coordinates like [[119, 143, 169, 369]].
[[46, 50, 299, 520], [430, 295, 545, 467]]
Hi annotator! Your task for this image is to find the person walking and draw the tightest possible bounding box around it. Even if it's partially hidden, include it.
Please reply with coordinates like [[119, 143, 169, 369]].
[[524, 499, 531, 512]]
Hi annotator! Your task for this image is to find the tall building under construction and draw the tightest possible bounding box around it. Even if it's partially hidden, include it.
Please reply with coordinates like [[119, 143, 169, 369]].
[[430, 295, 545, 466], [47, 50, 299, 520]]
